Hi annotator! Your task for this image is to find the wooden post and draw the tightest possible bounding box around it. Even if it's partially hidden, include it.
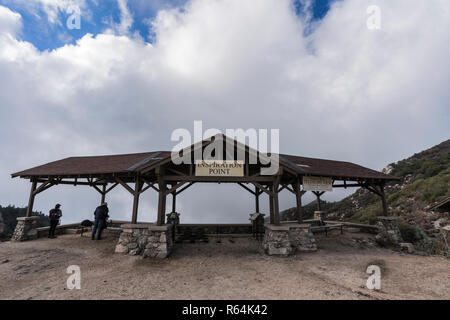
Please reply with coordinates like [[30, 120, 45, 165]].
[[295, 179, 303, 223], [101, 184, 106, 204], [157, 168, 167, 225], [172, 190, 176, 213], [131, 176, 141, 224], [269, 184, 274, 224], [313, 191, 324, 211], [380, 185, 388, 216], [273, 178, 280, 226], [255, 186, 260, 213], [26, 180, 37, 217], [316, 192, 321, 211], [362, 184, 389, 217]]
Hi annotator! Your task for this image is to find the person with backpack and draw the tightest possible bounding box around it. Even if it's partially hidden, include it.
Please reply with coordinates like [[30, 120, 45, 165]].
[[92, 202, 109, 240], [48, 204, 62, 238]]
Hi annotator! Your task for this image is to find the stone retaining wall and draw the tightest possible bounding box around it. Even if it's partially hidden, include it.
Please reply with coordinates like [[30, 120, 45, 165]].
[[177, 224, 252, 235]]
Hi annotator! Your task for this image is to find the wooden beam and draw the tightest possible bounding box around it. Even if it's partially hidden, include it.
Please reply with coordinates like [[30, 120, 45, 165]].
[[255, 185, 260, 213], [164, 175, 273, 183], [312, 191, 325, 211], [139, 183, 152, 194], [171, 191, 176, 213], [33, 181, 55, 195], [273, 177, 281, 226], [167, 167, 187, 176], [33, 181, 53, 195], [156, 169, 167, 226], [92, 184, 103, 195], [26, 180, 37, 217], [278, 183, 295, 194], [101, 184, 106, 204], [115, 177, 134, 195], [176, 182, 195, 195], [332, 183, 364, 188], [164, 181, 188, 196], [363, 184, 382, 196], [141, 178, 160, 192], [269, 184, 274, 224], [105, 182, 119, 194], [379, 185, 388, 216], [237, 183, 256, 195], [35, 179, 99, 186], [294, 179, 305, 223], [251, 182, 272, 196], [131, 176, 142, 224]]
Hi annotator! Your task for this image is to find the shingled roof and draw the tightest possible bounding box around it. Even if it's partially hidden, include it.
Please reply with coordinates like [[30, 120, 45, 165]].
[[279, 154, 395, 180], [11, 151, 170, 177], [12, 150, 396, 181]]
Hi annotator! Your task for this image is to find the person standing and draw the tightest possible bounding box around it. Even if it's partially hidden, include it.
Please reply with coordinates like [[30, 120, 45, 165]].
[[48, 204, 62, 238], [92, 202, 109, 240]]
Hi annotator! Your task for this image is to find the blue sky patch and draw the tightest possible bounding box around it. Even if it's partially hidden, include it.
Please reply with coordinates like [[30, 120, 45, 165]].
[[1, 0, 335, 51]]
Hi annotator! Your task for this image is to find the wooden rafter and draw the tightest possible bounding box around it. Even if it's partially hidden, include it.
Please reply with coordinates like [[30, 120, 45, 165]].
[[237, 183, 256, 195], [115, 177, 134, 195]]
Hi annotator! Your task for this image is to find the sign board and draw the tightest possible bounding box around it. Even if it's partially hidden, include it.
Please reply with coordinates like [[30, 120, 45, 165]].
[[303, 176, 333, 192], [195, 160, 244, 177]]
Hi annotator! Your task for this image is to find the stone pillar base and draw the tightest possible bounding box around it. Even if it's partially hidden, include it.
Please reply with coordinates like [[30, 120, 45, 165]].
[[11, 216, 40, 241], [143, 225, 173, 259], [114, 224, 173, 258], [262, 223, 317, 256], [289, 224, 318, 252], [115, 224, 150, 256], [375, 216, 403, 247]]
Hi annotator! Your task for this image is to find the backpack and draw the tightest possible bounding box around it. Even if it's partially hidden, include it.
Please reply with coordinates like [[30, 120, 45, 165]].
[[49, 208, 61, 221], [49, 209, 57, 220]]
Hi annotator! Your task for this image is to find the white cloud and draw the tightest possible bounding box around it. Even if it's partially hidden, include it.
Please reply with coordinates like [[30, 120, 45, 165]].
[[103, 0, 135, 36], [4, 0, 88, 24], [0, 0, 449, 224], [0, 5, 21, 35]]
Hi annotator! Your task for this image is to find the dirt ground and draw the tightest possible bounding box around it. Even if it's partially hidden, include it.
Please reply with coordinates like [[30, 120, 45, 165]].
[[0, 230, 449, 300]]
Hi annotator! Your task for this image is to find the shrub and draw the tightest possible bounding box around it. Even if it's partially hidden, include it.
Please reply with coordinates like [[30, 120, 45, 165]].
[[398, 221, 425, 243], [415, 237, 441, 255]]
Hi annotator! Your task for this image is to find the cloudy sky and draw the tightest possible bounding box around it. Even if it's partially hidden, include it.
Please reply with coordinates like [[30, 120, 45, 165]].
[[0, 0, 449, 224]]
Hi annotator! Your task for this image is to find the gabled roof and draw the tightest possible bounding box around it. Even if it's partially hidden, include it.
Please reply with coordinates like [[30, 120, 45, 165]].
[[279, 154, 394, 180], [11, 134, 398, 181], [11, 151, 170, 177]]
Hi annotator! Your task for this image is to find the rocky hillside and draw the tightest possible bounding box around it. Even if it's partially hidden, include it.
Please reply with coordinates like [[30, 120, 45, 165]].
[[326, 139, 449, 222], [281, 139, 450, 255], [0, 206, 49, 241]]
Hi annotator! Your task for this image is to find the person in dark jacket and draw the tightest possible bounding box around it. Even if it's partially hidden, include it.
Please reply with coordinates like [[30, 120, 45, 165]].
[[48, 204, 62, 238], [92, 202, 109, 240]]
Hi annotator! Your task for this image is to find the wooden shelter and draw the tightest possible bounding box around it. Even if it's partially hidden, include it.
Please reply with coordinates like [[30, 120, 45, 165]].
[[12, 134, 399, 225]]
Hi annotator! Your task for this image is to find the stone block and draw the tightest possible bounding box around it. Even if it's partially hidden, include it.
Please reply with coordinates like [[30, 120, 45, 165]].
[[116, 223, 173, 259], [115, 244, 129, 254], [263, 223, 317, 256], [11, 216, 40, 242], [375, 216, 403, 247], [128, 248, 141, 256], [400, 242, 415, 254]]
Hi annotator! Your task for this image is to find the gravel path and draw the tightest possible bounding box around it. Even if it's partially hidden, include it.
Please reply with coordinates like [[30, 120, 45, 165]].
[[0, 231, 449, 300]]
